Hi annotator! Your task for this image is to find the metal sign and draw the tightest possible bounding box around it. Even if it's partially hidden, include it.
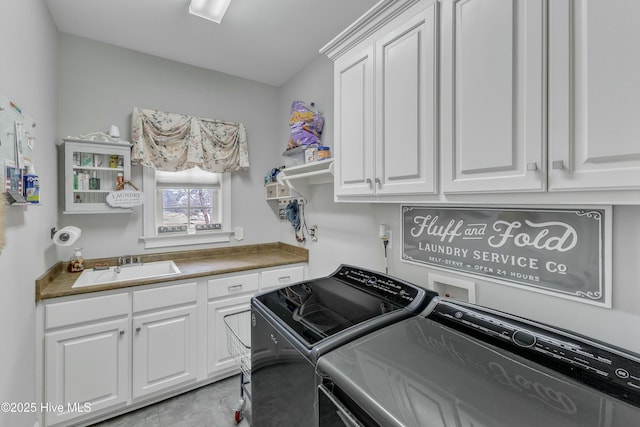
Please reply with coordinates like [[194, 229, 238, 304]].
[[401, 206, 611, 307]]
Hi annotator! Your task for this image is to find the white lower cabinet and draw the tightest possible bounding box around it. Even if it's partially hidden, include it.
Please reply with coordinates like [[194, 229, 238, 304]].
[[207, 294, 252, 376], [43, 293, 130, 427], [45, 318, 129, 426], [40, 264, 306, 426], [261, 265, 304, 291], [206, 273, 258, 377], [206, 266, 305, 377], [132, 305, 198, 399], [132, 282, 198, 400]]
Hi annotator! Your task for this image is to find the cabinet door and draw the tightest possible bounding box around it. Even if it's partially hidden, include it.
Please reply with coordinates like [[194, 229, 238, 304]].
[[441, 0, 545, 193], [375, 3, 438, 195], [334, 45, 375, 196], [45, 318, 128, 426], [548, 0, 640, 191], [207, 294, 251, 377], [132, 305, 198, 399]]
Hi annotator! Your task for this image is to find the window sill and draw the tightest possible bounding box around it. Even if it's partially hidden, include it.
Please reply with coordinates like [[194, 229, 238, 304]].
[[140, 231, 232, 249]]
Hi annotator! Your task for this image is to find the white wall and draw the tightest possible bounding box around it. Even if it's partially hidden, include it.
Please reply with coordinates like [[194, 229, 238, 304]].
[[0, 2, 59, 427], [279, 55, 640, 354], [57, 33, 283, 260]]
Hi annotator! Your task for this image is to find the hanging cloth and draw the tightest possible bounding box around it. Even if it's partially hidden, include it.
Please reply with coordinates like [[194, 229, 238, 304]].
[[131, 107, 250, 173]]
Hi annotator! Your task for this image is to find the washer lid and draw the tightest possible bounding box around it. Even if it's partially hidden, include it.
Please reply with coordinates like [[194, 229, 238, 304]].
[[253, 264, 436, 350]]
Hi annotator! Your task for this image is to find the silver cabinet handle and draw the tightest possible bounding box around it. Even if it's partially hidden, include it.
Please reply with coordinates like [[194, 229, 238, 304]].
[[135, 327, 141, 333], [527, 162, 538, 171], [552, 160, 565, 170], [278, 276, 291, 283], [374, 177, 381, 188], [228, 284, 243, 293], [365, 178, 372, 188], [119, 330, 125, 336]]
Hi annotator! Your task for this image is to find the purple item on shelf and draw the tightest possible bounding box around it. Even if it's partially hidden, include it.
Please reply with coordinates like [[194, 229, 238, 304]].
[[287, 101, 324, 150]]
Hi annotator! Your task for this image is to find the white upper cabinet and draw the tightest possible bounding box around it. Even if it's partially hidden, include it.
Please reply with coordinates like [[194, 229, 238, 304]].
[[326, 0, 438, 199], [441, 0, 545, 193], [548, 0, 640, 191], [324, 0, 640, 203], [60, 139, 132, 214], [376, 6, 438, 195], [334, 45, 375, 196]]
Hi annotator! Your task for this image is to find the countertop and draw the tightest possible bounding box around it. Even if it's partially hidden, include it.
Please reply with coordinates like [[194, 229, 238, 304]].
[[36, 242, 308, 301]]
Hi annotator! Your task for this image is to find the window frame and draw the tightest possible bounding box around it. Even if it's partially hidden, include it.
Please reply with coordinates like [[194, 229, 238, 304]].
[[140, 166, 232, 249]]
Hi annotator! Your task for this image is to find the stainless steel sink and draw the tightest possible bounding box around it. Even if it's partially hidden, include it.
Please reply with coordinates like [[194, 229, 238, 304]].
[[72, 260, 181, 288]]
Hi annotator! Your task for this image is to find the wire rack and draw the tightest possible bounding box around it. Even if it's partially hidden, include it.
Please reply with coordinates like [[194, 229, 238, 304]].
[[224, 309, 251, 379]]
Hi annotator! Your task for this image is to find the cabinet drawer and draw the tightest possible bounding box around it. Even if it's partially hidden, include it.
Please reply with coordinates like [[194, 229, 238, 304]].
[[45, 293, 129, 330], [133, 282, 197, 313], [208, 273, 259, 300], [261, 266, 304, 290]]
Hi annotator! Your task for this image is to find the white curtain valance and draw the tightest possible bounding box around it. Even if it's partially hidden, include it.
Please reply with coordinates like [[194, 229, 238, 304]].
[[131, 107, 250, 173]]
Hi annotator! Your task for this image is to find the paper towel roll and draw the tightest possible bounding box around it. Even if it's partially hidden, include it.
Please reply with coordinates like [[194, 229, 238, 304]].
[[53, 226, 81, 246]]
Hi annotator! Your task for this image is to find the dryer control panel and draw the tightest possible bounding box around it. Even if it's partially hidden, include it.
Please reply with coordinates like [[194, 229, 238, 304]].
[[430, 300, 640, 407]]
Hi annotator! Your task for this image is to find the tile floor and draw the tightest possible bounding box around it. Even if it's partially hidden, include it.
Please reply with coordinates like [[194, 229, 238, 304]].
[[89, 375, 251, 427]]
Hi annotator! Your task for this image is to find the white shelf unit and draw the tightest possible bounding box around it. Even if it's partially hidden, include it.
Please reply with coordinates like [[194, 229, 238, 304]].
[[60, 138, 132, 214], [276, 159, 334, 200]]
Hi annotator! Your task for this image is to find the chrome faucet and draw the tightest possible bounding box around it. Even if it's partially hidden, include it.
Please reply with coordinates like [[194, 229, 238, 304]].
[[116, 256, 124, 273], [116, 255, 142, 272]]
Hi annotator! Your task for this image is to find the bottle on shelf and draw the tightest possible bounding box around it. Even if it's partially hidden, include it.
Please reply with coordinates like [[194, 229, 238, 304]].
[[89, 171, 100, 190], [23, 165, 40, 204]]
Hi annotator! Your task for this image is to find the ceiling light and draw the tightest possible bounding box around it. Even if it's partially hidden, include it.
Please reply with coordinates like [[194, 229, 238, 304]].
[[189, 0, 232, 24]]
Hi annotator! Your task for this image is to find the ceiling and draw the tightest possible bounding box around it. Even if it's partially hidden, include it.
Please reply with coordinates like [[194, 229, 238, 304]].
[[45, 0, 379, 86]]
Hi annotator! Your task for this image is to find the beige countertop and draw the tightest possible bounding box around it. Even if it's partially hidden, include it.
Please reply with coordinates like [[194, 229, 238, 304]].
[[36, 242, 308, 301]]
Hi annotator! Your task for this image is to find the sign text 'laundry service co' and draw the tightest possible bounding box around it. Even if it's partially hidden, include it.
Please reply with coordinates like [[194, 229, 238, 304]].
[[401, 206, 610, 306]]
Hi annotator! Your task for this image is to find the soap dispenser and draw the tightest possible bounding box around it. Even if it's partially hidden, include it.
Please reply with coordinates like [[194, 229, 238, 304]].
[[69, 248, 85, 272]]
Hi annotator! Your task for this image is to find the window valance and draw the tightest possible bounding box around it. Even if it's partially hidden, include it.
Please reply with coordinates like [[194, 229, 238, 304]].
[[131, 107, 250, 173]]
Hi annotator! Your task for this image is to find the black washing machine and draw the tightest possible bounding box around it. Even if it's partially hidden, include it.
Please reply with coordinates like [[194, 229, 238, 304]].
[[250, 264, 437, 426]]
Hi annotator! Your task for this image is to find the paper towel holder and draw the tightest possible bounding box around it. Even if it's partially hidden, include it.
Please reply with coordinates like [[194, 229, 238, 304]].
[[51, 226, 82, 246]]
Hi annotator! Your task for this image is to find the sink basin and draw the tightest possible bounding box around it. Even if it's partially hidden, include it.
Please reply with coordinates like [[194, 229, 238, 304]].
[[72, 260, 181, 288]]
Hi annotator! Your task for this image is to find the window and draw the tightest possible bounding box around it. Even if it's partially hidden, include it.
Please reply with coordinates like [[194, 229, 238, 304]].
[[141, 166, 231, 248]]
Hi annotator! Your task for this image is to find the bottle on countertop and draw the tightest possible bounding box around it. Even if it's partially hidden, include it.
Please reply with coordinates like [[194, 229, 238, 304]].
[[69, 248, 84, 272]]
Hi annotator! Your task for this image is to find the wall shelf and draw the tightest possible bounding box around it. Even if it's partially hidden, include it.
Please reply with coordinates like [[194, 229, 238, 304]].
[[276, 160, 334, 200]]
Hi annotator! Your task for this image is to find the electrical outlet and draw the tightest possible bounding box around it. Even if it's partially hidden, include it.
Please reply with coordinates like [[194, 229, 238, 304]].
[[234, 226, 244, 241], [310, 225, 318, 242]]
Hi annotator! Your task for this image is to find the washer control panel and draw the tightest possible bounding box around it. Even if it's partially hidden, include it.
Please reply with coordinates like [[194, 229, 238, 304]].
[[430, 300, 640, 406], [333, 265, 428, 308]]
